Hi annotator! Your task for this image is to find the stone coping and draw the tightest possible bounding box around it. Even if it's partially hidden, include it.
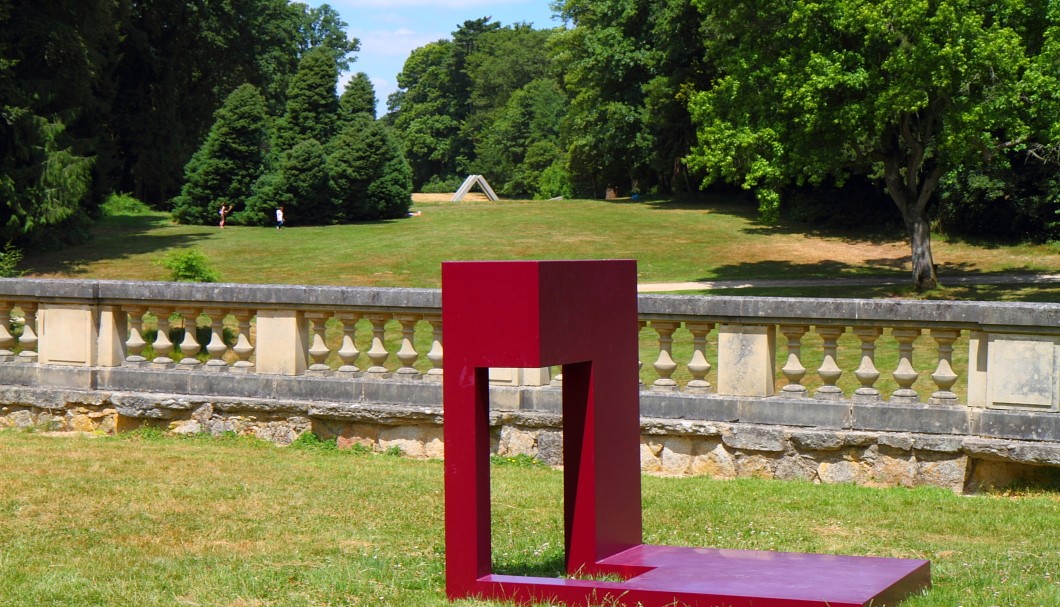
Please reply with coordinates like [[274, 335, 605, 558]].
[[4, 278, 1060, 332]]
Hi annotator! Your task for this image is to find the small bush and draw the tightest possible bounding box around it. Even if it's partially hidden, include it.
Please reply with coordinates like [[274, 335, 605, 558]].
[[0, 243, 24, 278], [155, 248, 220, 283], [420, 175, 465, 194], [101, 193, 154, 216]]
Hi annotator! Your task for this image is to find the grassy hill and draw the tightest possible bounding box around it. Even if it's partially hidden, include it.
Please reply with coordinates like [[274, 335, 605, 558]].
[[21, 194, 1060, 300]]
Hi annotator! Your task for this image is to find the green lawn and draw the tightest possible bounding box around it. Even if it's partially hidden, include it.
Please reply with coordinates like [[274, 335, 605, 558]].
[[0, 431, 1056, 607], [21, 196, 1060, 299]]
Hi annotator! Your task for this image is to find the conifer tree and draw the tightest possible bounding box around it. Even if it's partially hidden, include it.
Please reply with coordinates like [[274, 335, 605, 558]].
[[274, 46, 339, 153], [171, 84, 268, 224], [328, 118, 412, 221], [339, 72, 377, 120]]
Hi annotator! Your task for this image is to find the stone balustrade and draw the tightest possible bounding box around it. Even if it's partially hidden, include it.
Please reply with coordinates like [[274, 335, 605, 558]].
[[1, 278, 1058, 492]]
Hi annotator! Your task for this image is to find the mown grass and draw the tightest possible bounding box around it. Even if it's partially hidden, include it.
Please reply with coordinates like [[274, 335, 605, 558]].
[[21, 196, 1060, 298], [0, 431, 1055, 606]]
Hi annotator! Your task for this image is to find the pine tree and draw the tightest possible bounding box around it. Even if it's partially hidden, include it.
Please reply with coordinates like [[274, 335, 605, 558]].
[[328, 118, 411, 221], [339, 72, 377, 120], [274, 46, 338, 153], [171, 83, 268, 224]]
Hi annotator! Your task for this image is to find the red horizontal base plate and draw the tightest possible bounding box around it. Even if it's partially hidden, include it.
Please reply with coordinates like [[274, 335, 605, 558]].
[[474, 544, 931, 607]]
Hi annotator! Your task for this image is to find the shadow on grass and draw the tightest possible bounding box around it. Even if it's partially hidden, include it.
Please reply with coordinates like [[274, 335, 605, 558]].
[[22, 212, 208, 276]]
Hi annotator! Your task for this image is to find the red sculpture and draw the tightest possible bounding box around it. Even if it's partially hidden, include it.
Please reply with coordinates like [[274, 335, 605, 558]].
[[442, 260, 930, 607]]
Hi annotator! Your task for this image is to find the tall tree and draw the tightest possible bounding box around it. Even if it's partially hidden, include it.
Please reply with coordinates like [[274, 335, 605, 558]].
[[0, 0, 105, 244], [274, 46, 339, 154], [389, 40, 460, 187], [328, 118, 412, 221], [472, 78, 568, 197], [171, 84, 268, 225], [551, 0, 710, 197], [686, 0, 1056, 290], [296, 2, 360, 72], [340, 72, 377, 120]]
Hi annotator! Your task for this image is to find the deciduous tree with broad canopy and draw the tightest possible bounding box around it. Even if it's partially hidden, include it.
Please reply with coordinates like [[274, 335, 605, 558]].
[[686, 0, 1058, 290]]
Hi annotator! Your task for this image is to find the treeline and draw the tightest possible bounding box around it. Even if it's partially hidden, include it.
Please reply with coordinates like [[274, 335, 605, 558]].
[[389, 1, 1058, 290], [2, 0, 1058, 280], [0, 0, 401, 244]]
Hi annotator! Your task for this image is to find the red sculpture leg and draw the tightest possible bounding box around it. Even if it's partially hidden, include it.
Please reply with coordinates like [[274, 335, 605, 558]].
[[441, 259, 930, 607]]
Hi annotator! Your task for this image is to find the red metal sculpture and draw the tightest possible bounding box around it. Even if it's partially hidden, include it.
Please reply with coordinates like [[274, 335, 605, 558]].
[[442, 260, 930, 607]]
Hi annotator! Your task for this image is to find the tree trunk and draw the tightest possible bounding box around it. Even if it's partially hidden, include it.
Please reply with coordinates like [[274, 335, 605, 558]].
[[905, 212, 938, 291], [880, 115, 943, 292]]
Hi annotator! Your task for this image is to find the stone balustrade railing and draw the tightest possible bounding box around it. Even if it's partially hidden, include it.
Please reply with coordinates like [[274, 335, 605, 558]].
[[1, 279, 1059, 414], [4, 278, 1059, 492]]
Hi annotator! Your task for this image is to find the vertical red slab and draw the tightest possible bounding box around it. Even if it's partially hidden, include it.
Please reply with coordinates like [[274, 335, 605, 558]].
[[441, 260, 930, 607], [442, 260, 642, 594]]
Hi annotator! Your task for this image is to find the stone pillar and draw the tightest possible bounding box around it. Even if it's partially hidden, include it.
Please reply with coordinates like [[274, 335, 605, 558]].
[[929, 329, 960, 405], [150, 309, 175, 369], [203, 308, 229, 372], [395, 314, 422, 379], [966, 331, 988, 408], [305, 312, 332, 375], [685, 321, 713, 394], [17, 303, 38, 362], [230, 310, 255, 373], [890, 328, 922, 403], [123, 306, 148, 366], [814, 326, 845, 400], [254, 309, 308, 376], [779, 325, 808, 397], [335, 312, 361, 376], [176, 308, 202, 369], [650, 321, 679, 392], [424, 315, 443, 382], [0, 302, 15, 361], [364, 313, 391, 378], [37, 303, 97, 366], [96, 305, 128, 367], [853, 326, 883, 402], [717, 323, 776, 397]]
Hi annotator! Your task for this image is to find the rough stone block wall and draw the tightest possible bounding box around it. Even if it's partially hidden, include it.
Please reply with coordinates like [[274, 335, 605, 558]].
[[2, 386, 1058, 494]]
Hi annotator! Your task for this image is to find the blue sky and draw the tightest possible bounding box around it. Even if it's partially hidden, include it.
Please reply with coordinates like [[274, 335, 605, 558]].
[[303, 1, 561, 115]]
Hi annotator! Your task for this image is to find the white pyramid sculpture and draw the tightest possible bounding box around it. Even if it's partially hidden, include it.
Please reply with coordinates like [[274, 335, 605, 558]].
[[451, 174, 499, 202]]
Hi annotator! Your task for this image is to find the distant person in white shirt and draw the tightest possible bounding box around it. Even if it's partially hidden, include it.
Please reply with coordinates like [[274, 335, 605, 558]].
[[276, 206, 284, 230]]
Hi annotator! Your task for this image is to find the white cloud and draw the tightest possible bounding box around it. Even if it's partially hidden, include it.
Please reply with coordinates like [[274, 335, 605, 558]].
[[358, 28, 449, 57]]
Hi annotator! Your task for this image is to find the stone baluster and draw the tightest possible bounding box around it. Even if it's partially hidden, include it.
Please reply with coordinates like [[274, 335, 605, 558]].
[[890, 328, 922, 403], [779, 325, 809, 397], [650, 321, 679, 391], [123, 306, 148, 366], [424, 315, 443, 381], [929, 329, 960, 405], [0, 302, 16, 361], [814, 326, 845, 400], [685, 321, 713, 394], [305, 312, 332, 375], [203, 308, 229, 371], [853, 327, 883, 402], [230, 310, 255, 373], [176, 308, 203, 368], [335, 312, 361, 376], [364, 313, 391, 378], [17, 303, 38, 362], [150, 309, 175, 369], [395, 315, 422, 379]]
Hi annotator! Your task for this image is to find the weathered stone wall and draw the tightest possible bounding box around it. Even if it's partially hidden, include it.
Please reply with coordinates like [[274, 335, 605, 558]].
[[2, 384, 1057, 494]]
